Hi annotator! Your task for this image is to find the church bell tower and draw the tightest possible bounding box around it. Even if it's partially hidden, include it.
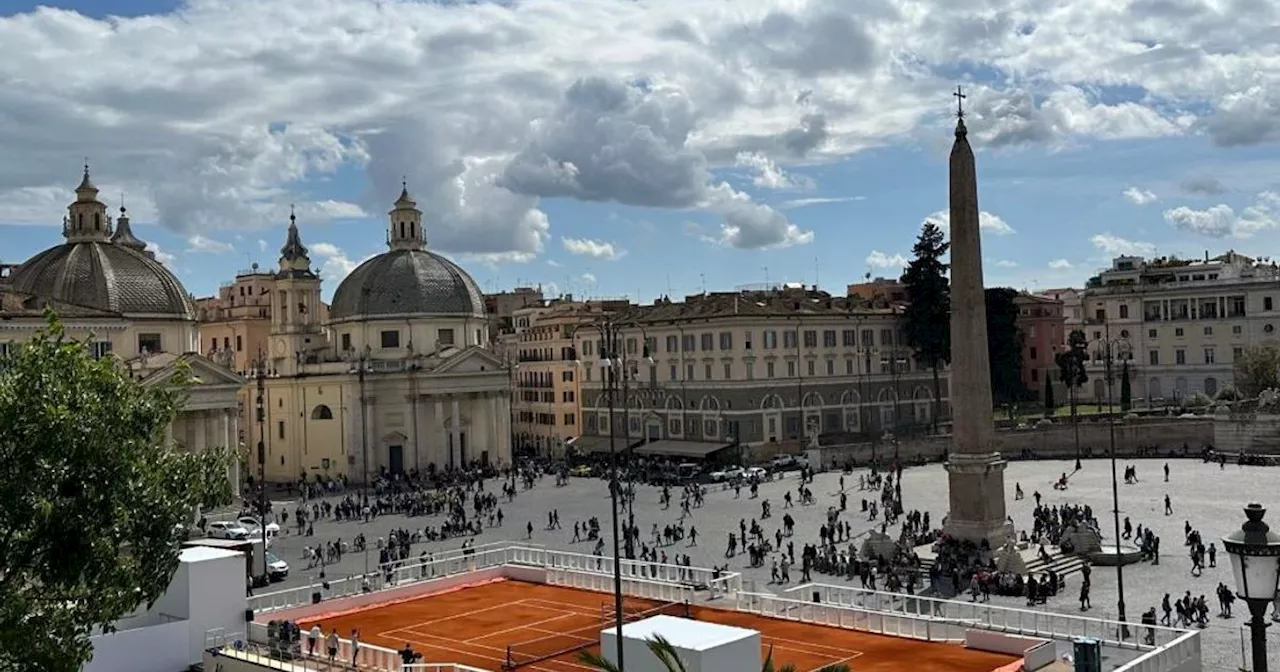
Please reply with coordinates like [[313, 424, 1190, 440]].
[[270, 207, 324, 375]]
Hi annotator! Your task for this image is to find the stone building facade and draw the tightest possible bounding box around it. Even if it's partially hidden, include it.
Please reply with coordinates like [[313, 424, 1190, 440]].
[[573, 286, 949, 451]]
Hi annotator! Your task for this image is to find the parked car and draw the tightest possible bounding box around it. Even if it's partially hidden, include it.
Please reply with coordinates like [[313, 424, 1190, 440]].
[[744, 466, 769, 480], [771, 454, 809, 470], [266, 551, 289, 581], [710, 466, 744, 482], [238, 516, 281, 537], [207, 521, 250, 540]]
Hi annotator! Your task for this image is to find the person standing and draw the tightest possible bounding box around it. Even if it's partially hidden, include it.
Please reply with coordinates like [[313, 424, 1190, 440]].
[[306, 624, 321, 657], [350, 629, 361, 667], [325, 628, 340, 665]]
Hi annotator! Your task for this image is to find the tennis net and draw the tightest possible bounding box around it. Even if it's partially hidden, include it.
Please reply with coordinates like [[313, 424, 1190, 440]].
[[502, 600, 691, 670]]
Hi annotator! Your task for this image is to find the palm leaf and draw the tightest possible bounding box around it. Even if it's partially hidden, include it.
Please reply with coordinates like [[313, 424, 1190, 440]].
[[577, 649, 621, 672], [646, 634, 690, 672]]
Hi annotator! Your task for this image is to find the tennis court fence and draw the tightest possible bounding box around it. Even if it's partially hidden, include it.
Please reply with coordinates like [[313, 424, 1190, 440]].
[[502, 600, 691, 670]]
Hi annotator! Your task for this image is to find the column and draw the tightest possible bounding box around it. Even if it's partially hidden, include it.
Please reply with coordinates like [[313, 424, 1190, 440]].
[[450, 396, 462, 468], [489, 393, 501, 464], [193, 410, 207, 452], [434, 398, 446, 468]]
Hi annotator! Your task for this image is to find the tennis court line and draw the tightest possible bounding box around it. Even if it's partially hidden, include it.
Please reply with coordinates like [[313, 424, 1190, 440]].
[[398, 623, 597, 671], [762, 634, 866, 655], [466, 611, 590, 643], [806, 655, 861, 672], [525, 626, 596, 642], [394, 631, 562, 672], [378, 600, 564, 638]]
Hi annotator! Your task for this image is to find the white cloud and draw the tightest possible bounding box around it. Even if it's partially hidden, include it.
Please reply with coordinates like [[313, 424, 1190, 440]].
[[924, 210, 1015, 236], [1048, 259, 1073, 269], [581, 272, 597, 287], [562, 237, 624, 261], [186, 234, 233, 254], [866, 250, 907, 269], [994, 260, 1018, 268], [308, 241, 370, 282], [546, 260, 563, 268], [1123, 187, 1158, 205], [1163, 192, 1280, 239], [1090, 233, 1157, 257], [145, 242, 175, 267], [779, 196, 864, 209], [0, 0, 1275, 263], [257, 239, 268, 252], [734, 151, 811, 190]]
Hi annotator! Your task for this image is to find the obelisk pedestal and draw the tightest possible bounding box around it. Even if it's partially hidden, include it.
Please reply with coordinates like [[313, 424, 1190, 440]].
[[941, 91, 1014, 547]]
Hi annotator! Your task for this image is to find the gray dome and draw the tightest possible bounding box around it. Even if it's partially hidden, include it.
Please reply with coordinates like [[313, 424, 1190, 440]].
[[329, 249, 484, 321], [8, 242, 195, 318]]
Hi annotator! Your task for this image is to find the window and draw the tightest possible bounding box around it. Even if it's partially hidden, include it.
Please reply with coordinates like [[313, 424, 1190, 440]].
[[763, 331, 777, 349], [438, 328, 455, 345], [682, 334, 696, 351], [223, 337, 230, 350], [823, 330, 837, 347], [1148, 329, 1157, 339], [842, 329, 856, 346], [626, 338, 637, 354], [1204, 326, 1213, 336], [1029, 346, 1038, 361], [701, 333, 714, 351], [826, 360, 834, 375], [1234, 347, 1243, 361], [767, 362, 775, 378], [686, 363, 694, 380], [846, 359, 854, 374], [880, 329, 893, 346], [861, 329, 874, 347], [746, 362, 754, 379], [137, 333, 162, 354], [1229, 296, 1246, 317], [380, 330, 400, 348], [666, 335, 678, 352], [1204, 348, 1215, 364], [1175, 349, 1186, 365], [1149, 350, 1159, 366], [669, 364, 677, 380], [723, 363, 732, 379], [787, 361, 796, 377], [1119, 304, 1129, 319], [1175, 328, 1184, 337], [668, 418, 682, 435], [562, 370, 575, 382], [311, 405, 334, 420], [783, 330, 797, 348], [806, 360, 815, 376], [803, 330, 817, 348], [1267, 297, 1275, 311], [1233, 325, 1243, 335], [236, 335, 243, 352], [90, 341, 113, 359], [743, 331, 753, 350], [564, 413, 576, 426], [719, 332, 733, 350], [704, 363, 712, 380], [1031, 369, 1039, 382], [563, 391, 576, 402], [277, 421, 285, 439]]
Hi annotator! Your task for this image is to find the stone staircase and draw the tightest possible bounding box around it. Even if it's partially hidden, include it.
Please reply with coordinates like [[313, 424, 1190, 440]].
[[919, 550, 1091, 598]]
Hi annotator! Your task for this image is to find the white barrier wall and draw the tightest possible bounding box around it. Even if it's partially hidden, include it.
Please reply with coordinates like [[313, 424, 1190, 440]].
[[86, 619, 189, 672]]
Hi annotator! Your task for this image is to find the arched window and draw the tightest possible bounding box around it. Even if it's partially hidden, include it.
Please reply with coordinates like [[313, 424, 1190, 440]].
[[399, 222, 405, 238], [410, 221, 416, 239], [311, 405, 334, 420], [93, 212, 101, 230], [1204, 377, 1218, 397]]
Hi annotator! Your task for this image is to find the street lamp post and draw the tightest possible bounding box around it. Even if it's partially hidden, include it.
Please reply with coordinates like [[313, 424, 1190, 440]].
[[1224, 503, 1280, 672], [253, 352, 269, 582], [593, 318, 628, 672], [1096, 322, 1132, 638], [355, 345, 373, 577]]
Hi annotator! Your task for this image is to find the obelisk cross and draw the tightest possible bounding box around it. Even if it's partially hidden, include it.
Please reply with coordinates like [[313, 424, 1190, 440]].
[[954, 86, 966, 119]]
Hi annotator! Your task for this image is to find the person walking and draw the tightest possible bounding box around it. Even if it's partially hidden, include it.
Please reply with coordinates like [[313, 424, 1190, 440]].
[[351, 628, 361, 667], [307, 624, 321, 657], [325, 628, 340, 665]]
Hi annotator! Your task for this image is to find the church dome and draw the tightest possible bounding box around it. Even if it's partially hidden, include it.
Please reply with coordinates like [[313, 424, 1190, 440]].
[[9, 242, 196, 318], [328, 248, 485, 322]]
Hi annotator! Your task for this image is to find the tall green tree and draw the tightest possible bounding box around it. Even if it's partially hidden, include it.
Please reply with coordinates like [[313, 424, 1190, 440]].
[[984, 288, 1027, 404], [1043, 375, 1056, 417], [900, 222, 950, 431], [1234, 345, 1280, 398], [1120, 360, 1132, 411], [1056, 329, 1089, 423], [0, 315, 232, 672]]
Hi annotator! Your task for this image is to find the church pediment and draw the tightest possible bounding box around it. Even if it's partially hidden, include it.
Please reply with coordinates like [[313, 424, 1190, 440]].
[[133, 352, 247, 389], [428, 346, 505, 376]]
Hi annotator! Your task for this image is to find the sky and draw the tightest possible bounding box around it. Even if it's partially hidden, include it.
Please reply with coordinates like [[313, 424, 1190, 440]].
[[0, 0, 1277, 304]]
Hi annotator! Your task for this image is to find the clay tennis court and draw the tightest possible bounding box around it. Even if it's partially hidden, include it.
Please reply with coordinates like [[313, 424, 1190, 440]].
[[299, 579, 1018, 672]]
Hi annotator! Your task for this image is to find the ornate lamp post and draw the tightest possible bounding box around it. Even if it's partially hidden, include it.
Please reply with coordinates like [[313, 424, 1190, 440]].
[[252, 351, 270, 582], [591, 317, 629, 671], [1224, 504, 1280, 672], [353, 344, 373, 576], [1094, 321, 1132, 638]]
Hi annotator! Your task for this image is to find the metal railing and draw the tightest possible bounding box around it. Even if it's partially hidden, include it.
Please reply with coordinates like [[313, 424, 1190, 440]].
[[1115, 629, 1202, 672], [737, 591, 963, 643], [800, 582, 1195, 652], [546, 566, 695, 604], [505, 546, 731, 594]]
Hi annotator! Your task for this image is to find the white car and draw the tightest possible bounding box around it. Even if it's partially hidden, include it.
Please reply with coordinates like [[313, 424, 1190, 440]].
[[238, 516, 281, 537], [745, 466, 768, 480], [709, 466, 744, 482], [207, 521, 250, 540], [771, 454, 809, 470], [266, 551, 289, 582]]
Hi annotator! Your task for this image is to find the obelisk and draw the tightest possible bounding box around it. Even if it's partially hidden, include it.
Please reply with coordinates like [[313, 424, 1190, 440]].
[[942, 87, 1014, 546]]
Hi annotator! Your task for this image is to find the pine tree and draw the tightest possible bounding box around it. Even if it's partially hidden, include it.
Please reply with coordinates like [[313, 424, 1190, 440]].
[[1043, 375, 1056, 417], [901, 222, 950, 432], [1120, 360, 1132, 411]]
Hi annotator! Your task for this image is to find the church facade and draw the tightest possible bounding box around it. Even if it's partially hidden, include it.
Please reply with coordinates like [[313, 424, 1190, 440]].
[[247, 186, 513, 484], [0, 166, 246, 490]]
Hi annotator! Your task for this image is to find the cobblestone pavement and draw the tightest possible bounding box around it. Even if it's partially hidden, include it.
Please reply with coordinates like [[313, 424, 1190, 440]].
[[257, 458, 1278, 671]]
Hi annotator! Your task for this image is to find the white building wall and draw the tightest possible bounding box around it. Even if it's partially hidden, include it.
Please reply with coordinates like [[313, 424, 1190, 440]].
[[86, 619, 189, 672]]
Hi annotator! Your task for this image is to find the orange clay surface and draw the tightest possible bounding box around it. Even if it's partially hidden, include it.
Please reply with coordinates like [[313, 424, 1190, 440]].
[[299, 579, 1018, 672]]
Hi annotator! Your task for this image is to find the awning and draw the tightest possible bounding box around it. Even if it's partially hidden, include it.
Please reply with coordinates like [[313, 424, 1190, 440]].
[[566, 436, 614, 453], [632, 440, 732, 459]]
